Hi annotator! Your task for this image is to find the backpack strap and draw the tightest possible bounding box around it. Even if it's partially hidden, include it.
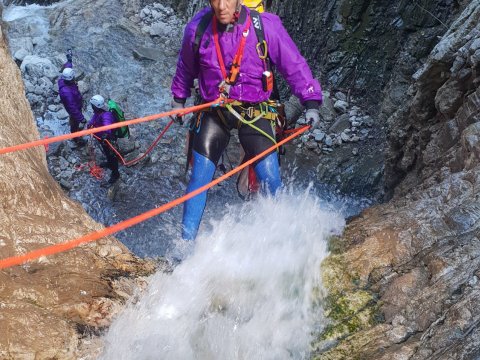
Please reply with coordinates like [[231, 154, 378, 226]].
[[250, 10, 270, 70], [193, 11, 213, 55]]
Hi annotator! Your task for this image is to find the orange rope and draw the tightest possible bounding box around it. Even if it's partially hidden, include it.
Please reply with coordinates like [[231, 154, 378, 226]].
[[0, 125, 310, 270], [75, 141, 105, 179], [0, 98, 230, 156], [94, 119, 175, 168]]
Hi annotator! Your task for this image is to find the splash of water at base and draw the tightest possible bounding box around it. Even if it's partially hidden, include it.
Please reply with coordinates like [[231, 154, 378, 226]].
[[101, 190, 345, 360]]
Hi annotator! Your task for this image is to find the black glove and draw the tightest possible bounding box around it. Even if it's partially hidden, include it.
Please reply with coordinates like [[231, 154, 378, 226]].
[[306, 109, 320, 128]]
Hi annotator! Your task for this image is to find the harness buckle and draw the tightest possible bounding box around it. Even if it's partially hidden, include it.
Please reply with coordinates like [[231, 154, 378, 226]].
[[247, 106, 255, 118], [218, 80, 231, 97]]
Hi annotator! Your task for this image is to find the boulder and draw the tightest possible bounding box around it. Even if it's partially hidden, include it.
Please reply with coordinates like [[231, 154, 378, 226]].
[[13, 48, 29, 62], [329, 113, 350, 133], [20, 55, 59, 80], [333, 99, 349, 113]]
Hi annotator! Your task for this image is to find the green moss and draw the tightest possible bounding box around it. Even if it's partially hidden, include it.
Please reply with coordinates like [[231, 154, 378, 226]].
[[319, 291, 379, 341], [327, 235, 346, 254], [321, 254, 361, 292], [313, 252, 383, 357]]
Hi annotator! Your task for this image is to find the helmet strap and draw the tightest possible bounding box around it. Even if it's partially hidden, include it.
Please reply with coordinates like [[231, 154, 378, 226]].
[[234, 1, 242, 21]]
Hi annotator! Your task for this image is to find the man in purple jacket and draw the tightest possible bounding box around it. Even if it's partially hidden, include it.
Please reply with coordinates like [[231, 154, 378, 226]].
[[171, 0, 322, 241], [58, 61, 86, 146], [87, 95, 120, 185]]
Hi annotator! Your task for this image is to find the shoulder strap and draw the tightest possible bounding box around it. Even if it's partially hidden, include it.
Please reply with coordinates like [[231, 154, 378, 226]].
[[193, 12, 213, 54], [250, 10, 270, 70], [250, 10, 265, 44]]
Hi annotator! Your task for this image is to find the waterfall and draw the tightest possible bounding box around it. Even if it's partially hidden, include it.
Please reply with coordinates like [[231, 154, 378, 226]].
[[101, 190, 345, 359]]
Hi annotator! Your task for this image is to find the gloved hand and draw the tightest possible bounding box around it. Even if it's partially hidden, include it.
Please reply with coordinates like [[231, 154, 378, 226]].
[[171, 98, 186, 125], [66, 49, 73, 63], [305, 108, 320, 129]]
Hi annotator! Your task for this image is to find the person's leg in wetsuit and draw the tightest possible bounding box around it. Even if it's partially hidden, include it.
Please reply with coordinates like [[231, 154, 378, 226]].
[[182, 111, 230, 240], [239, 117, 282, 195], [100, 141, 120, 184], [69, 117, 87, 146]]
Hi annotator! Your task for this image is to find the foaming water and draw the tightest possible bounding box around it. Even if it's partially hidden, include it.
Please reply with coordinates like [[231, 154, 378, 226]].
[[101, 190, 345, 360]]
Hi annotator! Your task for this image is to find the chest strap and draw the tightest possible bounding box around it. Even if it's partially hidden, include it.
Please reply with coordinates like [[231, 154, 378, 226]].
[[212, 15, 252, 95]]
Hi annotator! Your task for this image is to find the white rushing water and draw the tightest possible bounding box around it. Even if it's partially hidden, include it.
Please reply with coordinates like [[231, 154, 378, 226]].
[[101, 189, 345, 360], [2, 3, 51, 35]]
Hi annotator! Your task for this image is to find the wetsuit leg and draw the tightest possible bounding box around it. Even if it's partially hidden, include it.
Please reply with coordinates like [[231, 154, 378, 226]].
[[239, 119, 282, 195], [69, 116, 79, 133], [100, 141, 119, 178], [182, 151, 216, 240], [182, 112, 230, 240], [192, 111, 230, 164]]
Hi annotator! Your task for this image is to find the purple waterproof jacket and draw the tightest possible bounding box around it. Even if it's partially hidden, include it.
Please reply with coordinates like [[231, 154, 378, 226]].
[[58, 63, 84, 124], [172, 6, 322, 104], [87, 108, 116, 139]]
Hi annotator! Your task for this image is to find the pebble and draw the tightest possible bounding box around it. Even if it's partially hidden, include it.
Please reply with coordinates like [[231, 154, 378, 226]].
[[340, 132, 350, 142], [314, 132, 326, 142], [324, 136, 333, 147]]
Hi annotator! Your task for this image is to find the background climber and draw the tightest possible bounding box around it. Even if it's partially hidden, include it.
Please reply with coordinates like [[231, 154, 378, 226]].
[[87, 94, 120, 186], [58, 49, 87, 146]]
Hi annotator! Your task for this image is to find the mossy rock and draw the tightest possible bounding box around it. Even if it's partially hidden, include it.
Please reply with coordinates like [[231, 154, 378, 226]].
[[313, 249, 383, 357]]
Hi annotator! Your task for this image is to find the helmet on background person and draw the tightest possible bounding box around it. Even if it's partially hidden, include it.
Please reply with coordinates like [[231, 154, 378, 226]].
[[61, 67, 75, 81], [90, 94, 106, 110]]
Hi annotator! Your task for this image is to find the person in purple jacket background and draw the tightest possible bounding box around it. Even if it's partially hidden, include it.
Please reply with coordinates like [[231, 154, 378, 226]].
[[171, 0, 322, 241], [58, 50, 87, 146], [87, 95, 120, 186]]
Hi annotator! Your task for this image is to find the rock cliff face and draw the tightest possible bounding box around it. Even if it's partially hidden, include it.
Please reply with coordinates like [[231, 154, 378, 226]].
[[0, 8, 154, 358], [311, 2, 480, 358], [385, 0, 480, 197]]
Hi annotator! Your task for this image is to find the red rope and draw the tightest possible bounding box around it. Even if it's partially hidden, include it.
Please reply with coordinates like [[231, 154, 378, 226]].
[[93, 119, 174, 168]]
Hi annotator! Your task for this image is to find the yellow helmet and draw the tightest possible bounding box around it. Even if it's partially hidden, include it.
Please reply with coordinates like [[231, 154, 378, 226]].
[[243, 0, 265, 13]]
